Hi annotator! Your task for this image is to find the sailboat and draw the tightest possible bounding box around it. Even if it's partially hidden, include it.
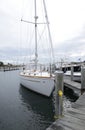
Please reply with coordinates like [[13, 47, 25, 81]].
[[20, 0, 55, 97]]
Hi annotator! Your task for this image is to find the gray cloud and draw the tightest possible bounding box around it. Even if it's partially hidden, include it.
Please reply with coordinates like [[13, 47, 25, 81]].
[[0, 0, 85, 64], [53, 27, 85, 62]]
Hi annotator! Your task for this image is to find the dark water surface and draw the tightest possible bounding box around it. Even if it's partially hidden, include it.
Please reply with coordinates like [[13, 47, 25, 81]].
[[0, 70, 78, 130], [0, 70, 55, 130]]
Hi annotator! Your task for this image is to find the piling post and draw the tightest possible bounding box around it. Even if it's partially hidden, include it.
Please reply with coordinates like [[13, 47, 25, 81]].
[[81, 67, 85, 94], [4, 66, 5, 72], [54, 71, 63, 119], [71, 66, 74, 81]]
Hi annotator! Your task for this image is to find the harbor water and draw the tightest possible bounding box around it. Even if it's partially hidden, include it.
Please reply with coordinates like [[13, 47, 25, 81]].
[[0, 70, 78, 130]]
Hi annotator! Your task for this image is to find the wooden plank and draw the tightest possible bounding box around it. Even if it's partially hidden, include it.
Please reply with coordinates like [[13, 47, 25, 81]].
[[64, 78, 81, 90], [46, 93, 85, 130], [64, 77, 81, 95]]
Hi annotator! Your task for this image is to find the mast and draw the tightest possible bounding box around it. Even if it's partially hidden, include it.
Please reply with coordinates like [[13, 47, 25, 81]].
[[43, 0, 55, 63], [43, 0, 55, 74], [34, 0, 38, 70]]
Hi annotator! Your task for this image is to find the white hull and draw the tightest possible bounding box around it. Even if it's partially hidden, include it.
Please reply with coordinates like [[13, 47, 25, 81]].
[[20, 73, 54, 97]]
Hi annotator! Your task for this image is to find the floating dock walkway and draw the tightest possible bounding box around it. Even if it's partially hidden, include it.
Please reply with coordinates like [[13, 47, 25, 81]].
[[46, 69, 85, 130], [64, 77, 81, 95], [46, 92, 85, 130]]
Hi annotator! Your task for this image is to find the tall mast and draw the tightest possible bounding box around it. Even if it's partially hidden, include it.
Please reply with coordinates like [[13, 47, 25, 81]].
[[43, 0, 55, 65], [34, 0, 38, 70]]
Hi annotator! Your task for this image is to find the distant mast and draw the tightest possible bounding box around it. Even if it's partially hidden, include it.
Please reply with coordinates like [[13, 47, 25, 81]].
[[34, 0, 38, 70]]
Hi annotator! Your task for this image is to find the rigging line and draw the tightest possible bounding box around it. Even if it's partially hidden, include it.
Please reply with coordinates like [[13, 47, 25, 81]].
[[29, 28, 35, 61], [37, 28, 46, 58], [43, 0, 55, 64], [20, 22, 35, 64], [37, 25, 51, 58], [37, 25, 46, 45], [19, 21, 24, 64], [25, 24, 32, 62], [26, 25, 35, 63]]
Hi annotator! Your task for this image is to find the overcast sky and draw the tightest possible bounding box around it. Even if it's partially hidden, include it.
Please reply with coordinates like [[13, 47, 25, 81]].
[[0, 0, 85, 64]]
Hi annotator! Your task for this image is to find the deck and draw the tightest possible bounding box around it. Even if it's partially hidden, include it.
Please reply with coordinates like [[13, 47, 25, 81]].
[[64, 77, 81, 95], [46, 92, 85, 130]]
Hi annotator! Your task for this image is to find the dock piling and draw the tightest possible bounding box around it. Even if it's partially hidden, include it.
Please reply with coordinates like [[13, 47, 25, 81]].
[[71, 66, 74, 81], [81, 67, 85, 94], [54, 71, 63, 119]]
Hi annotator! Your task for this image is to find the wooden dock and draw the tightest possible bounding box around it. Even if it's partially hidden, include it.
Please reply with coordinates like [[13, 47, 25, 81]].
[[46, 92, 85, 130], [0, 66, 19, 71], [64, 77, 81, 95]]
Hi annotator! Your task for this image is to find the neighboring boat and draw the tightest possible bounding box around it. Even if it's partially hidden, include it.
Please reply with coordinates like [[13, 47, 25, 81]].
[[20, 0, 55, 97], [64, 71, 81, 82]]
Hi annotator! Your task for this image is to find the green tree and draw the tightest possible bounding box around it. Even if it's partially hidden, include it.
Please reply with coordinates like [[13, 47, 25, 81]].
[[0, 61, 4, 66]]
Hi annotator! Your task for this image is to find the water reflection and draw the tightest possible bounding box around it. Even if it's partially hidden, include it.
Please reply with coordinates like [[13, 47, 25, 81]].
[[19, 85, 55, 122], [19, 84, 79, 130]]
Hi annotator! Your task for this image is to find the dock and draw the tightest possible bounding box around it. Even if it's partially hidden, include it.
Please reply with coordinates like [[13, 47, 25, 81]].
[[0, 66, 20, 71], [64, 77, 81, 95], [46, 92, 85, 130], [46, 69, 85, 130]]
